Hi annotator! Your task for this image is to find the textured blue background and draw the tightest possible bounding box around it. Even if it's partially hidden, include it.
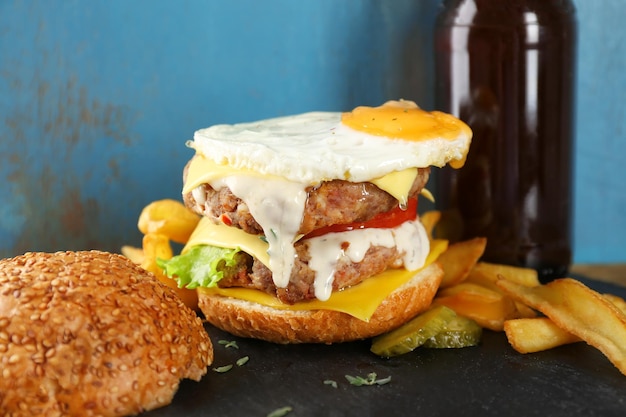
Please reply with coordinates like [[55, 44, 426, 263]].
[[0, 0, 624, 263]]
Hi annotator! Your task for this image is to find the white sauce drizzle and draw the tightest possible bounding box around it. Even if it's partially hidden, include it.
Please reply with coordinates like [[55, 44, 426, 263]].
[[208, 177, 430, 302], [306, 219, 430, 301], [191, 186, 207, 206], [209, 176, 307, 288]]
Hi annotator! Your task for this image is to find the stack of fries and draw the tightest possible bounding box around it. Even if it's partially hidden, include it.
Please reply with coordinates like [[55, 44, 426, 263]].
[[423, 210, 626, 376], [122, 199, 201, 309]]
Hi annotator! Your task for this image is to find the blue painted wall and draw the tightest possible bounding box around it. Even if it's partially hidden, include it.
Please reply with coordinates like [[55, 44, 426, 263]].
[[0, 0, 624, 264]]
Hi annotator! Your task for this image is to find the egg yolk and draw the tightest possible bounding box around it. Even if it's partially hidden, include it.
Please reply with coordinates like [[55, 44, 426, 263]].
[[341, 101, 471, 143]]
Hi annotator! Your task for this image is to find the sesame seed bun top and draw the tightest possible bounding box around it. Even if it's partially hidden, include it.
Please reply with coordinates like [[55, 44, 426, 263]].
[[0, 250, 213, 417]]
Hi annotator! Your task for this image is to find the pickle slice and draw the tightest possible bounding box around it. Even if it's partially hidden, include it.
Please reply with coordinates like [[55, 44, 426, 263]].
[[371, 305, 457, 357], [422, 315, 482, 348]]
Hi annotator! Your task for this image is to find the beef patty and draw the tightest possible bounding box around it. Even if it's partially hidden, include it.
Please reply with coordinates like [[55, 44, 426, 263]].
[[183, 165, 430, 236], [218, 240, 404, 304]]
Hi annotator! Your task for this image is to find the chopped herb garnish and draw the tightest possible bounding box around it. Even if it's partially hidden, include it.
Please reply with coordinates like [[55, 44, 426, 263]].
[[218, 339, 239, 349], [345, 372, 391, 386], [236, 356, 249, 366], [267, 406, 293, 417], [323, 379, 338, 388], [213, 364, 234, 373]]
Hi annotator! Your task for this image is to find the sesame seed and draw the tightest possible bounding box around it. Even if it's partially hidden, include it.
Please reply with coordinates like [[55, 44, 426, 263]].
[[8, 353, 20, 364], [31, 352, 45, 364]]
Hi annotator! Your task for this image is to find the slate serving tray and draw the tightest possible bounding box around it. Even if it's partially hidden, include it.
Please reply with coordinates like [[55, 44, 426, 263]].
[[145, 276, 626, 417]]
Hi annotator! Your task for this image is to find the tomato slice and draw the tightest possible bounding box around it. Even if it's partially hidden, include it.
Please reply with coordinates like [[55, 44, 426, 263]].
[[303, 198, 418, 239]]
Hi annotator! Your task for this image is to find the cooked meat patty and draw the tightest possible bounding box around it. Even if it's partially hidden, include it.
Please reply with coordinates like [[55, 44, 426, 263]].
[[217, 240, 404, 304], [183, 165, 430, 236], [182, 161, 430, 303]]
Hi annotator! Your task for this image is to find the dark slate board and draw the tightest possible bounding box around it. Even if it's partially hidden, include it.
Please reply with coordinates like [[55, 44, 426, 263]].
[[145, 276, 626, 417]]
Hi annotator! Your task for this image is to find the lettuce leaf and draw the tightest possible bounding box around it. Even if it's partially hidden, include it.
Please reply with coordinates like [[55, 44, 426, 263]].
[[157, 245, 241, 290]]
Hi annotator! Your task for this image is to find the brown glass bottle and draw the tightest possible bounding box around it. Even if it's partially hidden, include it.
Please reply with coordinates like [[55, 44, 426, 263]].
[[434, 0, 577, 281]]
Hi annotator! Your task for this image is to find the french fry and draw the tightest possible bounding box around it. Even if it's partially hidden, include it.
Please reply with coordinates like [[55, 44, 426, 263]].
[[496, 277, 626, 376], [503, 292, 626, 354], [438, 282, 502, 301], [512, 301, 538, 319], [141, 233, 174, 269], [465, 262, 539, 319], [434, 282, 517, 331], [141, 232, 198, 310], [503, 318, 581, 353], [420, 210, 441, 240], [604, 293, 626, 313], [120, 245, 145, 265], [138, 199, 200, 244], [437, 237, 487, 288], [467, 261, 539, 290]]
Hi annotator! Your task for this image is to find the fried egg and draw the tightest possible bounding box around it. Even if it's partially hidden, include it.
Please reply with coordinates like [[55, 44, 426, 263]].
[[188, 100, 472, 184]]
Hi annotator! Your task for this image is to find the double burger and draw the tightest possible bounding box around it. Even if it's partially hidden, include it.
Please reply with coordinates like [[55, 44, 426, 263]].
[[159, 100, 472, 344]]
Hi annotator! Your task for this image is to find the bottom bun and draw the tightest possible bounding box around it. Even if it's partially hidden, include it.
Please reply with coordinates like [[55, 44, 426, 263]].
[[198, 262, 443, 344]]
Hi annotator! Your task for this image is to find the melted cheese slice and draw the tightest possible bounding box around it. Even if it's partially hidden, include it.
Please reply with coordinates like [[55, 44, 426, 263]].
[[183, 216, 270, 266], [197, 239, 448, 322], [183, 154, 418, 205]]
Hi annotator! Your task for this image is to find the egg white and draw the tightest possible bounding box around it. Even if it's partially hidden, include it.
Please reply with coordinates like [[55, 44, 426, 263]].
[[188, 111, 471, 184]]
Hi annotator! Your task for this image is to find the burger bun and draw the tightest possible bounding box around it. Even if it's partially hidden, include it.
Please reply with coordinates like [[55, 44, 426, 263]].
[[0, 250, 213, 417], [198, 262, 443, 344]]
